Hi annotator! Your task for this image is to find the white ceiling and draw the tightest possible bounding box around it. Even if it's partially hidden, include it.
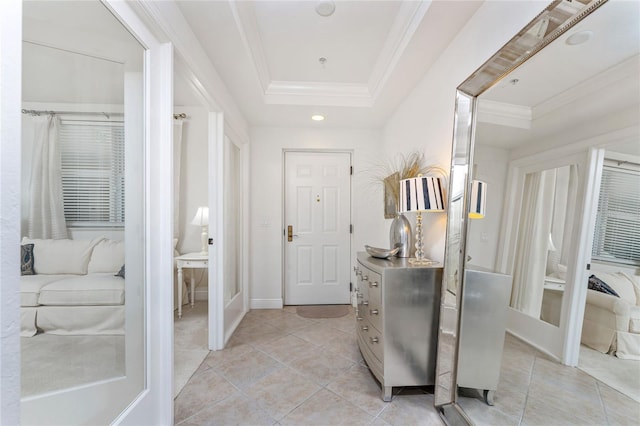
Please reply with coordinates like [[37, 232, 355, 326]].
[[476, 0, 640, 154], [174, 0, 483, 127]]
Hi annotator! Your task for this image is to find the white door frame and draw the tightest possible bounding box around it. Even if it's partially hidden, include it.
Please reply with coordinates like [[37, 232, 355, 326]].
[[1, 0, 175, 423], [281, 149, 353, 306]]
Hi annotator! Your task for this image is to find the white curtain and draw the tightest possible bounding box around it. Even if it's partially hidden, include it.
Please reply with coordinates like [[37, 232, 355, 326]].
[[546, 165, 579, 275], [511, 169, 556, 317], [173, 119, 184, 240], [28, 115, 68, 239]]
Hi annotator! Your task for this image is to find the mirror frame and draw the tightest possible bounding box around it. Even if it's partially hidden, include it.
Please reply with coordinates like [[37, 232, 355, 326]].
[[434, 0, 609, 422]]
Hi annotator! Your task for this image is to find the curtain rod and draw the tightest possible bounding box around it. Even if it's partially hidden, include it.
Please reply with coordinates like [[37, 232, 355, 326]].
[[21, 109, 122, 119], [23, 109, 187, 120]]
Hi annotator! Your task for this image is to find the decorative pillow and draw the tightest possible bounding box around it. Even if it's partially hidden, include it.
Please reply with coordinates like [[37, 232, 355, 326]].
[[21, 237, 103, 275], [588, 275, 619, 297], [88, 239, 124, 273], [115, 265, 125, 279], [21, 244, 35, 276], [591, 271, 636, 305]]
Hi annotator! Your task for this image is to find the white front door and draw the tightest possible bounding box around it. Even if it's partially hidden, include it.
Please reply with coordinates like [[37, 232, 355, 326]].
[[284, 151, 351, 305]]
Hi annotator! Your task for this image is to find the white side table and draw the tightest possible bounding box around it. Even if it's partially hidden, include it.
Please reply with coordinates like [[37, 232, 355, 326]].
[[175, 252, 208, 318]]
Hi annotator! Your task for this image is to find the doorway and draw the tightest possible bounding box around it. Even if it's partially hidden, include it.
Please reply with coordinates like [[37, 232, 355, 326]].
[[283, 151, 352, 305]]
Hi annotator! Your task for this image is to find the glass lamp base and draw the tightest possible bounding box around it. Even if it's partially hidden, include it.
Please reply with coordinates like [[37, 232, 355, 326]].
[[409, 257, 436, 266]]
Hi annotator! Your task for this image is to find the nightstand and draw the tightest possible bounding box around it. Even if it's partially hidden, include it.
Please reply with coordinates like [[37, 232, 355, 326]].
[[175, 252, 208, 318]]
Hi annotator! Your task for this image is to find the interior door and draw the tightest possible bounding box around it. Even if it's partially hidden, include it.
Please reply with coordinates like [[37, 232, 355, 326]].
[[284, 151, 351, 305], [500, 150, 598, 362], [222, 134, 246, 341]]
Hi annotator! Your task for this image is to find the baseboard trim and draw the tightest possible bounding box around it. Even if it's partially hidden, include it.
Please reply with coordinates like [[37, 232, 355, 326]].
[[250, 299, 283, 309]]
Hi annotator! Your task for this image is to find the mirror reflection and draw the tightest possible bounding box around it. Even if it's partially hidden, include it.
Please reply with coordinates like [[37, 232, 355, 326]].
[[20, 0, 144, 400], [510, 164, 579, 326], [447, 0, 639, 423]]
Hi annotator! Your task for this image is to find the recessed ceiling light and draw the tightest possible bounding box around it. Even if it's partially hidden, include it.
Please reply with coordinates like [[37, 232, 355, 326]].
[[315, 1, 335, 17], [311, 114, 325, 121], [566, 30, 594, 46]]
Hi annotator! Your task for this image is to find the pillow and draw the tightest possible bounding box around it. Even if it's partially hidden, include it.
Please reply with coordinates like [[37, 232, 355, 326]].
[[619, 272, 640, 306], [21, 244, 35, 276], [115, 265, 125, 279], [591, 271, 637, 305], [88, 239, 124, 273], [588, 275, 619, 297], [21, 237, 103, 275]]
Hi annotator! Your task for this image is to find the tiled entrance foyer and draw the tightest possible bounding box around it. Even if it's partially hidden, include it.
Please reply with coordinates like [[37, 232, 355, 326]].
[[175, 307, 640, 425]]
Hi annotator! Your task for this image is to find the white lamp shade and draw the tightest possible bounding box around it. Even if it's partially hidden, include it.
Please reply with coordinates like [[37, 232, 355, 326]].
[[469, 180, 487, 219], [399, 176, 445, 213], [191, 206, 209, 226]]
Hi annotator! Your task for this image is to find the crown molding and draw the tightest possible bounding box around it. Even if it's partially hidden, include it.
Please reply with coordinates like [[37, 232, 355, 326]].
[[229, 0, 271, 93], [132, 0, 250, 142], [231, 0, 430, 107], [367, 0, 433, 100], [477, 99, 532, 129], [533, 55, 640, 119], [264, 81, 372, 107]]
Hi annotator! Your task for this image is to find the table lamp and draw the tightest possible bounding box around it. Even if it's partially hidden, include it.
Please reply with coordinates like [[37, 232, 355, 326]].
[[399, 175, 445, 265], [191, 206, 209, 255], [469, 180, 487, 219]]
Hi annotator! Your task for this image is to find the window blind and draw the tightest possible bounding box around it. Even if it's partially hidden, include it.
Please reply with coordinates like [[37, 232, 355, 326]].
[[592, 163, 640, 266], [59, 120, 125, 227]]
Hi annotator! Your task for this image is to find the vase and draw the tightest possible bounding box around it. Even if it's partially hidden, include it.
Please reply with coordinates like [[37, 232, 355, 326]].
[[389, 213, 414, 257]]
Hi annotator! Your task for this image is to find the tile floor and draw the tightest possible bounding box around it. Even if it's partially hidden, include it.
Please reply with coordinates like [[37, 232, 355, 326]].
[[175, 306, 640, 425]]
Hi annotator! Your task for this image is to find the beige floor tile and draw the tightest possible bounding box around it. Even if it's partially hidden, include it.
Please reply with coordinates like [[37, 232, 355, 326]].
[[177, 392, 276, 426], [174, 369, 238, 423], [598, 382, 640, 425], [280, 388, 373, 425], [321, 329, 363, 363], [253, 334, 317, 364], [522, 390, 606, 426], [214, 349, 282, 390], [246, 367, 322, 420], [286, 346, 355, 386], [326, 364, 389, 417], [292, 323, 348, 346], [457, 394, 521, 426], [264, 313, 318, 333], [202, 342, 254, 369], [377, 392, 443, 426]]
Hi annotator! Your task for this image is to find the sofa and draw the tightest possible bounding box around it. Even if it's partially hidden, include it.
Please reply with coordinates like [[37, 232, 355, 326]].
[[581, 270, 640, 360], [20, 237, 125, 337]]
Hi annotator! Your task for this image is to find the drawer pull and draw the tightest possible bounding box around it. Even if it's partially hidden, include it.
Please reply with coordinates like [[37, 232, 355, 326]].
[[370, 309, 379, 315], [362, 275, 369, 281], [369, 337, 379, 344], [361, 326, 369, 331], [369, 281, 379, 288], [362, 301, 369, 306], [356, 316, 364, 321]]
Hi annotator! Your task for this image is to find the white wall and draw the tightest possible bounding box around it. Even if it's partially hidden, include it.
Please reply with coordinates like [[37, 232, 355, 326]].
[[174, 105, 210, 298], [249, 126, 387, 308], [382, 1, 545, 264], [466, 145, 509, 270]]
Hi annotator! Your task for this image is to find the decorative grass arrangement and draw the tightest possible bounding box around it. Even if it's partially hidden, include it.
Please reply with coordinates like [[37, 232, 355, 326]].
[[371, 151, 447, 217]]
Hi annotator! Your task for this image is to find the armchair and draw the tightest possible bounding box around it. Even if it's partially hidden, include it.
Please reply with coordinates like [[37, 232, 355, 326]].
[[581, 271, 640, 360]]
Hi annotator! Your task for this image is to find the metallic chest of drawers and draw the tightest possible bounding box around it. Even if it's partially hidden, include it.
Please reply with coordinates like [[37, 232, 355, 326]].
[[355, 252, 443, 401]]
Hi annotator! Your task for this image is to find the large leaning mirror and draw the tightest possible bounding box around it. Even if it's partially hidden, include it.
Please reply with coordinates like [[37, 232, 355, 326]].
[[435, 0, 640, 423], [20, 1, 146, 423]]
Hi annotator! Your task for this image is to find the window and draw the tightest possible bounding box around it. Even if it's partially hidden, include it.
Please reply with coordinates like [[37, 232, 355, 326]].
[[59, 119, 125, 227], [592, 161, 640, 266]]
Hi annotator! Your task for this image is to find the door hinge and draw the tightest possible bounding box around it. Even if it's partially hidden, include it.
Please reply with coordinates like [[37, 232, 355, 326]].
[[208, 238, 214, 245], [350, 224, 353, 234], [350, 166, 353, 175], [586, 263, 591, 270], [350, 282, 353, 292]]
